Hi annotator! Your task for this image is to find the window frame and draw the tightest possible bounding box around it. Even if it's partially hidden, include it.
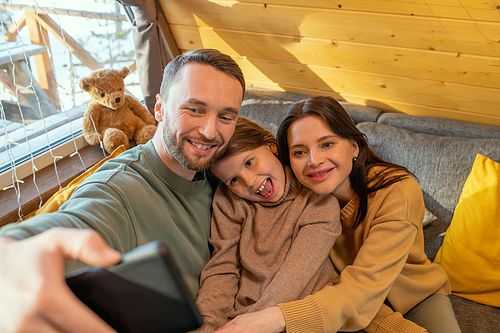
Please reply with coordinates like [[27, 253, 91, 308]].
[[0, 132, 106, 226], [0, 103, 92, 189]]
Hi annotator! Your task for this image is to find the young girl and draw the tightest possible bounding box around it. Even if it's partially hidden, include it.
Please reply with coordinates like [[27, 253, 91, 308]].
[[193, 117, 342, 333], [216, 96, 461, 333]]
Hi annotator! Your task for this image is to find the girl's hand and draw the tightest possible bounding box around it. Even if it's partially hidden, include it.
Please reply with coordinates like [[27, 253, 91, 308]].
[[216, 306, 286, 333]]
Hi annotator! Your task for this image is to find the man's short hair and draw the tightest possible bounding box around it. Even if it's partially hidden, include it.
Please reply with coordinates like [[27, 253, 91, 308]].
[[159, 49, 245, 100]]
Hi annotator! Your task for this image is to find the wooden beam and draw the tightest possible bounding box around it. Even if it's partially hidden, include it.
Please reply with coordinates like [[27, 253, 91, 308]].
[[0, 69, 29, 104], [128, 61, 136, 73], [0, 43, 48, 65], [36, 13, 103, 71], [0, 4, 127, 22], [24, 12, 60, 110], [4, 14, 26, 42], [2, 60, 59, 118]]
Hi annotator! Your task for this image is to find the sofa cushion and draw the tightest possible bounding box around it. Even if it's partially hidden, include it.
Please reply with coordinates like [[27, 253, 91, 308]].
[[339, 101, 381, 124], [450, 294, 500, 333], [434, 154, 500, 307], [241, 88, 307, 135], [377, 113, 500, 139], [422, 216, 449, 261], [356, 122, 500, 225]]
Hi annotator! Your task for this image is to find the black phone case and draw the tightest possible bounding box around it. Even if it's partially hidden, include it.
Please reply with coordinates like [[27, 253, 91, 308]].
[[66, 242, 203, 333]]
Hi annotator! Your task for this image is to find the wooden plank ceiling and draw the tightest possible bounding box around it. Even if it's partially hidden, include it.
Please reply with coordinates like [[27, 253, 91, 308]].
[[158, 0, 500, 126]]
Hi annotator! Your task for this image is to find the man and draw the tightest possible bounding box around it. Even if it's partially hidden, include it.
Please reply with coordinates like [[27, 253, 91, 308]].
[[0, 49, 245, 333]]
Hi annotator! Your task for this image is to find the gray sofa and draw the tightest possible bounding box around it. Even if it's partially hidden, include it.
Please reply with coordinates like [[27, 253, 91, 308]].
[[241, 87, 500, 333]]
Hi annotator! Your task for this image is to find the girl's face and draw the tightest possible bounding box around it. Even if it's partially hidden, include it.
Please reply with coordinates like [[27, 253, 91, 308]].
[[211, 145, 286, 203], [287, 115, 359, 203]]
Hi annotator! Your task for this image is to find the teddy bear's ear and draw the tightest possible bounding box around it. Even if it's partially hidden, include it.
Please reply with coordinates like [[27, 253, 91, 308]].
[[118, 67, 129, 79], [80, 77, 94, 92]]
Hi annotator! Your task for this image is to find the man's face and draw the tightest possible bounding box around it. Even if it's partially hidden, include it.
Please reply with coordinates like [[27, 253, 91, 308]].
[[155, 63, 243, 172]]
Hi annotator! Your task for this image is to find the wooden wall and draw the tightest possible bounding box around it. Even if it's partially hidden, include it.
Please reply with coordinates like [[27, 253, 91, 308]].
[[158, 0, 500, 126]]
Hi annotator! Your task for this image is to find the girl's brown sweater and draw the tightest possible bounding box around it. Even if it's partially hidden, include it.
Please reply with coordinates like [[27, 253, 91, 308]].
[[194, 168, 341, 332]]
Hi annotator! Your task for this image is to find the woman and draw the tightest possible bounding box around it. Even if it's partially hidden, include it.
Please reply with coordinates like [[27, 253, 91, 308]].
[[216, 96, 461, 333]]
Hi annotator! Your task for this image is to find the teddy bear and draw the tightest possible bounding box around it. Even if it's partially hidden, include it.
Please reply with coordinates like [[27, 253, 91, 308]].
[[80, 67, 157, 154]]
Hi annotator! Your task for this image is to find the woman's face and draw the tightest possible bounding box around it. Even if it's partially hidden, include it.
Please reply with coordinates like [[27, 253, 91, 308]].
[[211, 145, 286, 203], [287, 115, 359, 202]]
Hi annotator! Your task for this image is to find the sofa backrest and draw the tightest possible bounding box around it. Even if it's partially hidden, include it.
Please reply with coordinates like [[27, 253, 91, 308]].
[[240, 87, 500, 225], [240, 88, 306, 135], [241, 87, 381, 136], [357, 122, 500, 224], [377, 113, 500, 139]]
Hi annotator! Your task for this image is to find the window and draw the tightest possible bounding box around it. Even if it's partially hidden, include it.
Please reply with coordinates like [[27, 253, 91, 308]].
[[0, 0, 141, 191]]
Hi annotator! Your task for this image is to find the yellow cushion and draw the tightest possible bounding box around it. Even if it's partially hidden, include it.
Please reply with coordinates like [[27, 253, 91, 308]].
[[25, 145, 126, 218], [434, 154, 500, 307]]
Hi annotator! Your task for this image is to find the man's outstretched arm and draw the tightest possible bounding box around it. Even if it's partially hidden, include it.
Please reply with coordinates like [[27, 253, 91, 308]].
[[0, 227, 121, 333]]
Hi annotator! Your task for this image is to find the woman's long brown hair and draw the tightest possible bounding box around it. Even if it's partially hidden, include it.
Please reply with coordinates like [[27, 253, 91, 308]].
[[276, 96, 414, 231]]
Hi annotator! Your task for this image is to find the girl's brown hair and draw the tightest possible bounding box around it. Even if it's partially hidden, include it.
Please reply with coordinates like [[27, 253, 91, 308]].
[[217, 117, 276, 162], [276, 96, 414, 231]]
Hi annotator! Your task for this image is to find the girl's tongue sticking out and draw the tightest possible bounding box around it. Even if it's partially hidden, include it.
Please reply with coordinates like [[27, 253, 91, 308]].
[[257, 178, 274, 198]]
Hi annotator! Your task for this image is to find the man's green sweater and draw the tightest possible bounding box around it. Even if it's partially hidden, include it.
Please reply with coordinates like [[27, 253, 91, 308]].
[[0, 141, 214, 297]]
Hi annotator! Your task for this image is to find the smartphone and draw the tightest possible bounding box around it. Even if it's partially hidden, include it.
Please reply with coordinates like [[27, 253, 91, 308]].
[[66, 241, 203, 333]]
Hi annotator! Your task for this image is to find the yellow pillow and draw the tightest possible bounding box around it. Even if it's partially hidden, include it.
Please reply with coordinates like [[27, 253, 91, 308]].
[[434, 154, 500, 307], [25, 145, 126, 218]]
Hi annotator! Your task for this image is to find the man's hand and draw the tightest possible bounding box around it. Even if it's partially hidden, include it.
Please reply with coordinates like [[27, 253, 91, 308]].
[[216, 306, 286, 333], [0, 227, 121, 333]]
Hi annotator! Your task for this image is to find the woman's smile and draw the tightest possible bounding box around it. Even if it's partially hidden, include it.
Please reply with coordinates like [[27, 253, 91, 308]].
[[307, 168, 333, 182]]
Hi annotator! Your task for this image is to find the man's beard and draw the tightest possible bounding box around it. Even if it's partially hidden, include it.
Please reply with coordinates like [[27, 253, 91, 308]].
[[162, 122, 226, 172]]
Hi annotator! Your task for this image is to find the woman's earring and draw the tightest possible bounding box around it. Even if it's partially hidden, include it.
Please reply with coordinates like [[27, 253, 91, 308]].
[[353, 156, 357, 163]]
